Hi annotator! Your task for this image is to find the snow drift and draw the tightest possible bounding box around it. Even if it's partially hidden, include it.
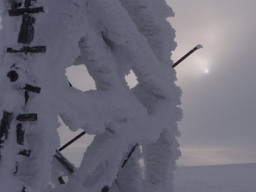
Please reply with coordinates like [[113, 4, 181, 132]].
[[174, 163, 256, 192]]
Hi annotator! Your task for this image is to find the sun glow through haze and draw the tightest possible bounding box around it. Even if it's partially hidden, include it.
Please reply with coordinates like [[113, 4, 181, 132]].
[[193, 56, 211, 75]]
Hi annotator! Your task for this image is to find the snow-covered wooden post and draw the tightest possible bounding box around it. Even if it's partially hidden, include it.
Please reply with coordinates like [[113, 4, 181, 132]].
[[0, 1, 49, 191], [0, 1, 182, 192]]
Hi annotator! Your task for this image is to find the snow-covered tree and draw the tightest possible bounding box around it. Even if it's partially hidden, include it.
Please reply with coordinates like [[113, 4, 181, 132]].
[[0, 1, 182, 192]]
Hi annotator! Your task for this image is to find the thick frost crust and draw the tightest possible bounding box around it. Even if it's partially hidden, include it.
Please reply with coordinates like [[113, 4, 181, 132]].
[[0, 0, 182, 192]]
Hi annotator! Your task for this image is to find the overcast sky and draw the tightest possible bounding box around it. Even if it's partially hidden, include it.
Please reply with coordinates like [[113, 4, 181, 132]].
[[167, 0, 256, 166], [62, 0, 256, 167]]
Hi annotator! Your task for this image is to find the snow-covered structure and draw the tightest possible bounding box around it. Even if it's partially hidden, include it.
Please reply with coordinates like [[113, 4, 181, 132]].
[[0, 1, 182, 192]]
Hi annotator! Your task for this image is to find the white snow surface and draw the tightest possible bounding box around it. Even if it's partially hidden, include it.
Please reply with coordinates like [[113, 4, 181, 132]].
[[0, 1, 181, 192], [174, 163, 256, 192]]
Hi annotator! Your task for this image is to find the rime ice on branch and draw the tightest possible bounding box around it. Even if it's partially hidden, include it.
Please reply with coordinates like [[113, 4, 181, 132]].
[[0, 0, 182, 192]]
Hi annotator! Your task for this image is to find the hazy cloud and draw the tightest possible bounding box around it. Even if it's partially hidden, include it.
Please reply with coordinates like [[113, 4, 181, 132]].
[[167, 0, 256, 165]]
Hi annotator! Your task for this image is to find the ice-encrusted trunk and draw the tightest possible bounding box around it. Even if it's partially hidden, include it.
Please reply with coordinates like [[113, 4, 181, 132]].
[[117, 1, 182, 192], [0, 0, 181, 192], [0, 1, 60, 192]]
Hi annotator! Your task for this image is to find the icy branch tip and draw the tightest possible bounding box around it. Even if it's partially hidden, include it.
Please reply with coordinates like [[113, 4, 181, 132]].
[[196, 44, 203, 49]]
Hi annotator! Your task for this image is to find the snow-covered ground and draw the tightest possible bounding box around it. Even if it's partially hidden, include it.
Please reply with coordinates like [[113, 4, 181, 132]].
[[174, 163, 256, 192], [58, 137, 256, 192]]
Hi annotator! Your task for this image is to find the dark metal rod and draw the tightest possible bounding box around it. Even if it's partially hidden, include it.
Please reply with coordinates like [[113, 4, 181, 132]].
[[58, 131, 86, 152], [121, 144, 139, 168], [55, 150, 75, 173], [100, 143, 139, 192], [172, 44, 203, 68]]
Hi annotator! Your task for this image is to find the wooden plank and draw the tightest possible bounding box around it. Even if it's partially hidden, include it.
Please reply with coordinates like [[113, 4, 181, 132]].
[[7, 46, 46, 54], [8, 7, 44, 16], [16, 114, 37, 121]]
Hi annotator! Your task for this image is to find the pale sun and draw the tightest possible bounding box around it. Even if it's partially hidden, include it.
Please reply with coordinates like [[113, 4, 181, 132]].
[[204, 68, 210, 74]]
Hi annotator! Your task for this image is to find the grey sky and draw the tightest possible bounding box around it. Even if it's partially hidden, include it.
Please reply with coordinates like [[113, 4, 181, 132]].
[[168, 0, 256, 166]]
